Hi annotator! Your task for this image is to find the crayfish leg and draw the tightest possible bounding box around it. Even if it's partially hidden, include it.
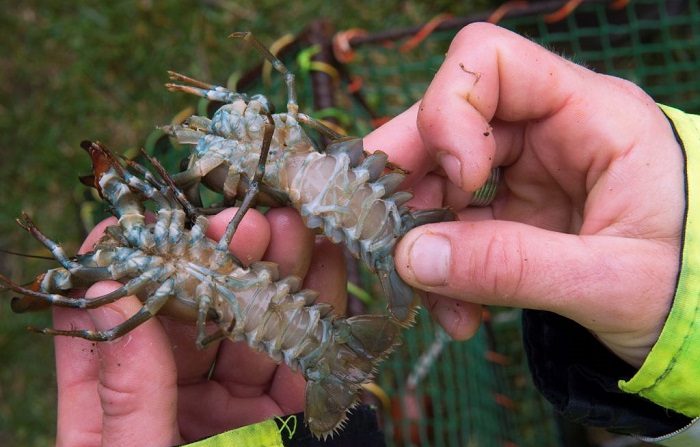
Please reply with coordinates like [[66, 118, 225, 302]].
[[29, 277, 175, 341], [165, 70, 245, 104], [196, 330, 226, 349], [238, 176, 290, 207], [0, 272, 110, 311], [171, 167, 206, 208], [216, 115, 275, 253], [3, 266, 166, 313], [77, 269, 165, 308], [229, 31, 298, 116], [296, 113, 346, 141], [15, 213, 83, 272], [30, 307, 153, 341], [194, 282, 222, 349]]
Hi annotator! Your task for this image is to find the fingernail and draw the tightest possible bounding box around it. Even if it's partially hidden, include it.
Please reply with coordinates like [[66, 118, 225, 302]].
[[439, 153, 462, 188], [409, 233, 451, 286]]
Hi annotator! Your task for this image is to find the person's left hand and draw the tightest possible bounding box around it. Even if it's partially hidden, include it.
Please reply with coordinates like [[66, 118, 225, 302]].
[[53, 207, 347, 447]]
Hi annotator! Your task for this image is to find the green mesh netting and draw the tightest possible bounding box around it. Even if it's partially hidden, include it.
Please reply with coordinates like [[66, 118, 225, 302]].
[[372, 308, 539, 447], [326, 1, 700, 446], [340, 0, 700, 135]]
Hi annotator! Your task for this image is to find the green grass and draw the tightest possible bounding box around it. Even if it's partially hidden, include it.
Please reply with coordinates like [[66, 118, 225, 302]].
[[0, 1, 494, 444]]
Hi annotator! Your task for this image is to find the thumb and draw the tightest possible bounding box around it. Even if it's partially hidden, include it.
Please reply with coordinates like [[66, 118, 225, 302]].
[[86, 281, 181, 447], [395, 221, 676, 336]]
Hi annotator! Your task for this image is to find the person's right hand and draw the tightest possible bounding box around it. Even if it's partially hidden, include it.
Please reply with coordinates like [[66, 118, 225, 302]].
[[365, 23, 685, 368]]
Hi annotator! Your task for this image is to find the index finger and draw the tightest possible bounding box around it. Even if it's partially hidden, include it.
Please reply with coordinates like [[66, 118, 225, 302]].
[[363, 102, 435, 186], [418, 23, 586, 190], [430, 22, 673, 198]]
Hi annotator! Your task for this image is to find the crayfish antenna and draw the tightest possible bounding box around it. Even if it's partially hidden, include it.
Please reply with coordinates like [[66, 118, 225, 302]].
[[0, 248, 54, 261], [228, 31, 298, 116]]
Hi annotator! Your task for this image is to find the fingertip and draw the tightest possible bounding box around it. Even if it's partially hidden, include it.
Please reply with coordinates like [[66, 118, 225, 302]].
[[417, 40, 497, 191], [417, 22, 582, 191], [206, 208, 271, 264], [303, 237, 347, 315], [406, 174, 447, 210], [418, 103, 496, 191], [264, 207, 315, 278], [426, 294, 482, 341], [85, 281, 136, 332], [363, 102, 434, 184]]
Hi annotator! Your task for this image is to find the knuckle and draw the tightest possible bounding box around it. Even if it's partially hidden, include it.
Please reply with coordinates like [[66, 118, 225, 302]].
[[478, 232, 527, 300], [607, 75, 656, 107], [97, 380, 141, 418]]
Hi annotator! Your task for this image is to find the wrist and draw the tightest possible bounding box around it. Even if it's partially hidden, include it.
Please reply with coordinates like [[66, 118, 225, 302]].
[[617, 105, 700, 418]]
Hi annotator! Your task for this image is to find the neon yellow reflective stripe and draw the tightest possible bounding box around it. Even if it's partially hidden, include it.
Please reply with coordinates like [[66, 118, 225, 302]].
[[619, 105, 700, 418], [275, 415, 298, 440], [183, 419, 284, 447]]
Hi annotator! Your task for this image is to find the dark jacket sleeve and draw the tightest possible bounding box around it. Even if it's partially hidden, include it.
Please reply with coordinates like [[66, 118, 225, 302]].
[[522, 309, 691, 438]]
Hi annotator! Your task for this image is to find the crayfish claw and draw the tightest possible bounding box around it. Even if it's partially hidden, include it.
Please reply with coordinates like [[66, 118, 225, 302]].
[[16, 212, 35, 231]]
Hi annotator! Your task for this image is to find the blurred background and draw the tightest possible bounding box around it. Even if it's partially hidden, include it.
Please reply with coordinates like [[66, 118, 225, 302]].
[[1, 1, 698, 445]]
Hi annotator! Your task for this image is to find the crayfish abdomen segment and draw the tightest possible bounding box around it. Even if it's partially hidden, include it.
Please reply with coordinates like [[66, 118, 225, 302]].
[[282, 149, 424, 323]]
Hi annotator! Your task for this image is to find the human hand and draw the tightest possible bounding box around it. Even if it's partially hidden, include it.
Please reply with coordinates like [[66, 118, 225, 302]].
[[53, 207, 347, 447], [365, 23, 684, 368]]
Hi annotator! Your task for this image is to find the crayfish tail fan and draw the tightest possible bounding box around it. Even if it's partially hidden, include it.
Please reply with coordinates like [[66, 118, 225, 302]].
[[342, 314, 402, 360], [304, 315, 401, 438]]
